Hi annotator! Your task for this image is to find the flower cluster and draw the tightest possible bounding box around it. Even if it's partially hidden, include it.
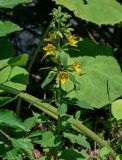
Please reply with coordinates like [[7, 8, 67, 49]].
[[42, 8, 81, 85]]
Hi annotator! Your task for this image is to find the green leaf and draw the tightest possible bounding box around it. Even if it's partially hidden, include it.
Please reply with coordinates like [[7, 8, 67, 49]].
[[27, 130, 43, 138], [53, 0, 122, 25], [24, 117, 36, 131], [39, 157, 48, 160], [116, 155, 122, 160], [6, 149, 22, 160], [99, 147, 110, 157], [0, 0, 32, 8], [76, 100, 94, 110], [0, 66, 12, 84], [2, 66, 28, 91], [59, 50, 68, 67], [68, 39, 113, 57], [11, 138, 33, 155], [8, 54, 28, 67], [111, 99, 122, 120], [62, 40, 122, 108], [63, 132, 90, 148], [57, 103, 68, 115], [61, 149, 87, 160], [0, 38, 15, 60], [75, 110, 81, 120], [41, 71, 56, 89], [37, 131, 61, 147], [0, 21, 21, 37], [0, 110, 25, 130]]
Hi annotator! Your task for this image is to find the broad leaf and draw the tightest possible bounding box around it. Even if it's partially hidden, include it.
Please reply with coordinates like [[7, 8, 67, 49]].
[[24, 117, 36, 131], [0, 21, 21, 37], [0, 0, 32, 8], [0, 38, 15, 60], [57, 103, 68, 115], [8, 54, 28, 67], [61, 40, 122, 108], [11, 138, 33, 155], [6, 149, 22, 160], [99, 147, 110, 157], [0, 66, 28, 91], [63, 56, 122, 108], [53, 0, 122, 25], [0, 110, 25, 130], [27, 130, 43, 138], [68, 39, 113, 57], [37, 131, 61, 147], [111, 99, 122, 120], [59, 50, 68, 67], [63, 132, 90, 148], [76, 100, 94, 110], [61, 149, 89, 160]]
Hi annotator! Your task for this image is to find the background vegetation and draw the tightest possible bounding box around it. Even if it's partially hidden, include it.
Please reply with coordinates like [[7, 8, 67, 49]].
[[0, 0, 122, 159]]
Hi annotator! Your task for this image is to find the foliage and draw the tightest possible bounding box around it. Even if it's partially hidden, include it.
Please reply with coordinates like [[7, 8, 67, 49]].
[[53, 0, 122, 25], [0, 0, 122, 159], [111, 99, 122, 120]]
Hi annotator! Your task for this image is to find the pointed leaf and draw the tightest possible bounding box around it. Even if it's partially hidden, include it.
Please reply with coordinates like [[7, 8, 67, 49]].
[[63, 132, 90, 148], [0, 110, 25, 130], [41, 71, 56, 89], [0, 21, 21, 37]]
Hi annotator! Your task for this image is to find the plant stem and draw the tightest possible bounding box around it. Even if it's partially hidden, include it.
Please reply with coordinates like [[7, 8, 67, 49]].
[[27, 21, 52, 72], [0, 129, 34, 160], [0, 129, 11, 141], [0, 84, 117, 159], [16, 98, 22, 115], [57, 82, 61, 135], [16, 20, 52, 115]]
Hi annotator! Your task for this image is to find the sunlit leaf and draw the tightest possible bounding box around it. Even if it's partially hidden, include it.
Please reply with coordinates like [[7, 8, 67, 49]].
[[111, 99, 122, 120], [0, 110, 25, 130], [0, 21, 21, 37], [0, 0, 32, 8], [62, 40, 122, 108], [53, 0, 122, 25]]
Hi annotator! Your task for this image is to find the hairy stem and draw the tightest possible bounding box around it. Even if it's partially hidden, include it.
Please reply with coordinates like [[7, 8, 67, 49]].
[[0, 84, 117, 159]]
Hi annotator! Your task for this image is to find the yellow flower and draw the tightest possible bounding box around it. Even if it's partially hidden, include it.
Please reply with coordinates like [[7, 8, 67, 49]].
[[43, 43, 56, 56], [56, 71, 70, 84], [67, 32, 78, 47], [44, 33, 55, 42], [72, 61, 81, 72]]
